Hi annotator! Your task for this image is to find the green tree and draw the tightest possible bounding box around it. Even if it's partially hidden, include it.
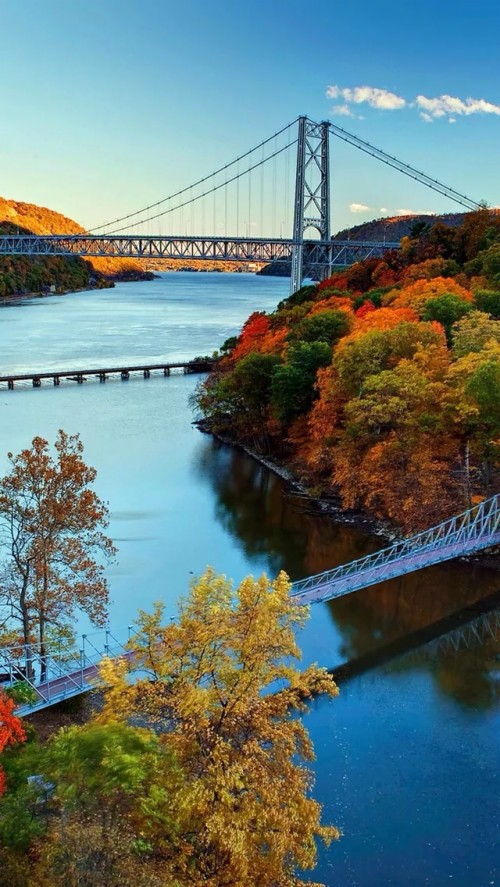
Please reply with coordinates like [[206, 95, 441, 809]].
[[271, 341, 332, 424], [451, 310, 500, 357], [289, 309, 352, 346], [422, 294, 473, 343]]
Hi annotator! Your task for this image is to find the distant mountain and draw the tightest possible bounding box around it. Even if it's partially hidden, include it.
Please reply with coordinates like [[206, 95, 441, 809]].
[[332, 211, 467, 242], [258, 211, 484, 277]]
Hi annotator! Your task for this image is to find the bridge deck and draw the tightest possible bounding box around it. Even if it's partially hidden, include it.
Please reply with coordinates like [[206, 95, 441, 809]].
[[0, 359, 214, 387]]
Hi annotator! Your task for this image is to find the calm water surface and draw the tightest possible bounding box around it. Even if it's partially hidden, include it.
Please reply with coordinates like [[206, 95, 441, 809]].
[[0, 273, 498, 886]]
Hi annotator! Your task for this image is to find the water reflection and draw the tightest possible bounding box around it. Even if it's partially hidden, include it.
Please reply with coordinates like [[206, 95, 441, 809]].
[[196, 436, 500, 708]]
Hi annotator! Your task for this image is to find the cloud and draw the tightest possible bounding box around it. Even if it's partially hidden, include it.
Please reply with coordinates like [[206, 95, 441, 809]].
[[331, 103, 355, 117], [327, 85, 406, 111], [327, 84, 500, 125], [379, 207, 389, 214], [349, 202, 372, 213], [415, 93, 500, 120]]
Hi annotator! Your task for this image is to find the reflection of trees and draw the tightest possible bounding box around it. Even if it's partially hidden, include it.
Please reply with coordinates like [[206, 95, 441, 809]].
[[194, 439, 375, 580], [194, 437, 500, 709]]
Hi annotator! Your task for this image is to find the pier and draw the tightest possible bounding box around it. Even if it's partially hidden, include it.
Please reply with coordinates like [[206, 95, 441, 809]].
[[0, 357, 215, 390]]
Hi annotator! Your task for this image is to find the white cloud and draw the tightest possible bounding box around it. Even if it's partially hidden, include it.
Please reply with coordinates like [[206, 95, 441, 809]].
[[415, 93, 500, 119], [327, 84, 500, 125], [379, 207, 389, 214], [331, 103, 355, 117], [327, 84, 406, 111], [349, 202, 372, 213]]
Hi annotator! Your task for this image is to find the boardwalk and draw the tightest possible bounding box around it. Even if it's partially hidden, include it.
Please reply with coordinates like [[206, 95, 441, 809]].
[[0, 358, 214, 389]]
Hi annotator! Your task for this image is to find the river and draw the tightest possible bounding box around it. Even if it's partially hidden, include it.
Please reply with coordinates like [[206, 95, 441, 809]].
[[0, 273, 498, 886]]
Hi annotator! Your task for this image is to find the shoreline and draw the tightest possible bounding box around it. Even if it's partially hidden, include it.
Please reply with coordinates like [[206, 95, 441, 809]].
[[195, 420, 500, 567]]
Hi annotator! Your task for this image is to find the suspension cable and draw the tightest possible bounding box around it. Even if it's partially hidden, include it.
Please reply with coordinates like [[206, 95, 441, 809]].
[[326, 120, 481, 211], [105, 140, 298, 235], [88, 118, 299, 233]]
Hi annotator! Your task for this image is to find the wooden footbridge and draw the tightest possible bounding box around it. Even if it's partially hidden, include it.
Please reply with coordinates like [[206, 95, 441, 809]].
[[0, 357, 214, 389], [3, 494, 499, 717]]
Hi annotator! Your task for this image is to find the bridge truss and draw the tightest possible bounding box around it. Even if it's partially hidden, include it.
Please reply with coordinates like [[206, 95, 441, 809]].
[[0, 233, 399, 267]]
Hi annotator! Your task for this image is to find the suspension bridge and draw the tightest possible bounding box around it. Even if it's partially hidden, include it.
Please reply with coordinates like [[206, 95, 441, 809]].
[[2, 493, 498, 716], [0, 117, 482, 294]]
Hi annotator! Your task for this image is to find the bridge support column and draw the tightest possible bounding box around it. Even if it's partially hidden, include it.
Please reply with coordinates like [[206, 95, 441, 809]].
[[33, 377, 41, 388], [53, 376, 60, 386], [99, 373, 106, 383], [121, 370, 129, 380], [144, 369, 150, 379], [164, 367, 170, 376], [7, 380, 13, 390], [290, 117, 331, 294]]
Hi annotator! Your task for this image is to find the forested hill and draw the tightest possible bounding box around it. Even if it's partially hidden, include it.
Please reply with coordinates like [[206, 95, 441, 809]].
[[195, 208, 500, 533], [0, 197, 150, 287], [333, 212, 467, 241]]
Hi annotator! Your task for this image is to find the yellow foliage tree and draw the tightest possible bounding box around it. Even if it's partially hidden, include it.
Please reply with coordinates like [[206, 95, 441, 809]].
[[383, 276, 473, 315], [93, 569, 339, 887]]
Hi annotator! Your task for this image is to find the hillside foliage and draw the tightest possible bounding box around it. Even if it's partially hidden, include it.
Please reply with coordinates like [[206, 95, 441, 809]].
[[195, 209, 500, 531], [0, 197, 149, 298]]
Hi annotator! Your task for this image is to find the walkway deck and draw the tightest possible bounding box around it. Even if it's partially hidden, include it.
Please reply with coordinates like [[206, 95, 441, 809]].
[[0, 358, 214, 389]]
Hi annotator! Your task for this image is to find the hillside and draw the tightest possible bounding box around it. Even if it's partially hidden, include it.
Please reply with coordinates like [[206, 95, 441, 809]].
[[196, 208, 500, 533], [0, 197, 149, 281], [258, 210, 500, 276]]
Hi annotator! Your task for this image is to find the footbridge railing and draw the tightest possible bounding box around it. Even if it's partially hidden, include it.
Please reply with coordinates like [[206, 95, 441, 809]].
[[3, 495, 499, 716], [291, 494, 500, 605]]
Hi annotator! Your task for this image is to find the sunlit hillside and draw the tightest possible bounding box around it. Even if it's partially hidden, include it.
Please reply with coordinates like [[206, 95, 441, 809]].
[[0, 197, 146, 279]]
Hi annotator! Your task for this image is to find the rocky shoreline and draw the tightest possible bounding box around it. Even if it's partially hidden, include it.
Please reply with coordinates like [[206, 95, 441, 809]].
[[194, 419, 500, 567]]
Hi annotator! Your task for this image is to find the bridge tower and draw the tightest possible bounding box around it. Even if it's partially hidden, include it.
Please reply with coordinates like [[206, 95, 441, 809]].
[[290, 116, 331, 294]]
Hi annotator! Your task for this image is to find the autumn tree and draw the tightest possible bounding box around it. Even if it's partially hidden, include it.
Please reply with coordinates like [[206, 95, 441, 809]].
[[4, 572, 340, 886], [86, 569, 339, 887], [0, 431, 115, 677]]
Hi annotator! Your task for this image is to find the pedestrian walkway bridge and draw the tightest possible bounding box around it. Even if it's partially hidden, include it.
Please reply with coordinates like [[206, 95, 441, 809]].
[[3, 494, 499, 716]]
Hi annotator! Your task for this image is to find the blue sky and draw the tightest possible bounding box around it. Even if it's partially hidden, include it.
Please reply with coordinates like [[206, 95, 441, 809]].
[[1, 0, 499, 233]]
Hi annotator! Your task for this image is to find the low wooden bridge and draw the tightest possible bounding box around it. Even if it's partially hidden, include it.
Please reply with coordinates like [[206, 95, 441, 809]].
[[0, 358, 215, 389], [3, 493, 499, 717]]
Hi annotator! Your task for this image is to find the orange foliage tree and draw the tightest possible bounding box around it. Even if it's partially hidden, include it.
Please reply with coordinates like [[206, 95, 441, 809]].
[[0, 432, 116, 679], [0, 690, 26, 796]]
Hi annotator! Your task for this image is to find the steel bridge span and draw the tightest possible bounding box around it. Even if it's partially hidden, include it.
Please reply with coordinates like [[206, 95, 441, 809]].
[[3, 494, 498, 717], [0, 116, 482, 292], [0, 233, 399, 275]]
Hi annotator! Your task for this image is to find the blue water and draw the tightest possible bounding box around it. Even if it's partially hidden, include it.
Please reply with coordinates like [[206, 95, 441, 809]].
[[0, 272, 498, 886]]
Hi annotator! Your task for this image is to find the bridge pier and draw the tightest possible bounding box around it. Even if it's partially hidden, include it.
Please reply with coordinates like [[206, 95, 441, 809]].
[[164, 367, 170, 376], [121, 370, 129, 380], [77, 373, 83, 384], [53, 376, 60, 386], [7, 380, 13, 390], [99, 373, 106, 382], [144, 369, 150, 378], [33, 377, 41, 388]]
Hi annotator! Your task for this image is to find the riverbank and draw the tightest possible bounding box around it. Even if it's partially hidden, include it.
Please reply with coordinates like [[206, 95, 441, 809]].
[[195, 418, 500, 567]]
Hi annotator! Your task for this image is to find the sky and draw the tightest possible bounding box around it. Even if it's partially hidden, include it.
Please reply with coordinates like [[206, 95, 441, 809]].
[[1, 0, 500, 234]]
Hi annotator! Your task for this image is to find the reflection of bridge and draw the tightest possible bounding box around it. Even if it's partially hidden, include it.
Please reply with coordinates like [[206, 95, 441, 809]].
[[0, 116, 481, 293], [3, 494, 498, 716]]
